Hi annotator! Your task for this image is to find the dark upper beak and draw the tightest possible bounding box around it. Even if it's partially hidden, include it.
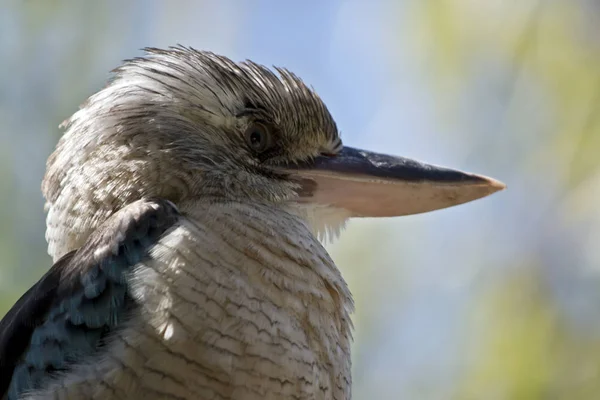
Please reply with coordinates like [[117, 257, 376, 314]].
[[281, 146, 505, 218]]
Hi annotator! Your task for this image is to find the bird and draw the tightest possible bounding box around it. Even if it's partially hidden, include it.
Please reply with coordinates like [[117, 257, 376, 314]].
[[0, 46, 504, 400]]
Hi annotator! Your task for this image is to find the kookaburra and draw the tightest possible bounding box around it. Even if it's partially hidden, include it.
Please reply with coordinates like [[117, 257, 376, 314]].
[[0, 46, 504, 400]]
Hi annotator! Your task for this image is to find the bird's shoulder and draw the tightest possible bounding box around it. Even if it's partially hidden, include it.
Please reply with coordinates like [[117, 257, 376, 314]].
[[0, 198, 180, 399]]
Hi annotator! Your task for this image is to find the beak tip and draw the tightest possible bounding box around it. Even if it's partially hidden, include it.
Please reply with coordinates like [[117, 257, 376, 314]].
[[468, 173, 506, 201], [479, 175, 507, 193]]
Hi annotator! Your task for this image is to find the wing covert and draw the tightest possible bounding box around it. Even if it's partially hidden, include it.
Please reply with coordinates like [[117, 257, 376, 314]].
[[0, 198, 179, 399]]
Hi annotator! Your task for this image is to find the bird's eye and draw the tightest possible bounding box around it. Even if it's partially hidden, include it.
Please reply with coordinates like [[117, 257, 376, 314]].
[[244, 122, 273, 154]]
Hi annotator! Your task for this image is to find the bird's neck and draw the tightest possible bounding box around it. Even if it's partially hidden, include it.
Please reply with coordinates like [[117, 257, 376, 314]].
[[178, 198, 353, 307]]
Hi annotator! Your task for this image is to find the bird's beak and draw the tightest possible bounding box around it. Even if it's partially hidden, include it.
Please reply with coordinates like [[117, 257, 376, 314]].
[[282, 146, 506, 218]]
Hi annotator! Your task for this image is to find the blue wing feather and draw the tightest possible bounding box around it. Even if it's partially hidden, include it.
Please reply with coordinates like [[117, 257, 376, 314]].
[[0, 199, 179, 399]]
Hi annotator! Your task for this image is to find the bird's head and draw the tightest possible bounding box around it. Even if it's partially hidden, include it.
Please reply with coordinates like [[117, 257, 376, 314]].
[[42, 46, 504, 260]]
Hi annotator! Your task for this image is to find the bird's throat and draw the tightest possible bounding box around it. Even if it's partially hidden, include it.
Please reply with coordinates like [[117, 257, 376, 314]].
[[120, 200, 355, 398]]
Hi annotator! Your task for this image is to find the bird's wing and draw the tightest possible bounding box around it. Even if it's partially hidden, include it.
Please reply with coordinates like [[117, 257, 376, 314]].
[[0, 198, 180, 399]]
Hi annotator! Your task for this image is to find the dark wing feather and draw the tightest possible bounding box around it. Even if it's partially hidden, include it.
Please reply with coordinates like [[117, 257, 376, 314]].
[[0, 198, 179, 399], [0, 252, 74, 396]]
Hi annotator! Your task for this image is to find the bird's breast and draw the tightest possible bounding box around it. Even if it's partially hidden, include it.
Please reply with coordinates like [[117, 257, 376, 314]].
[[49, 202, 353, 400]]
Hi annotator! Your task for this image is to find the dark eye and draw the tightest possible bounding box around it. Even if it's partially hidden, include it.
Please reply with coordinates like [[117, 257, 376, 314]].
[[244, 122, 273, 154]]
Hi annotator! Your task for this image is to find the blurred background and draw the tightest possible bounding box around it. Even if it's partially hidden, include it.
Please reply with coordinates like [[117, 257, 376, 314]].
[[1, 0, 599, 398]]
